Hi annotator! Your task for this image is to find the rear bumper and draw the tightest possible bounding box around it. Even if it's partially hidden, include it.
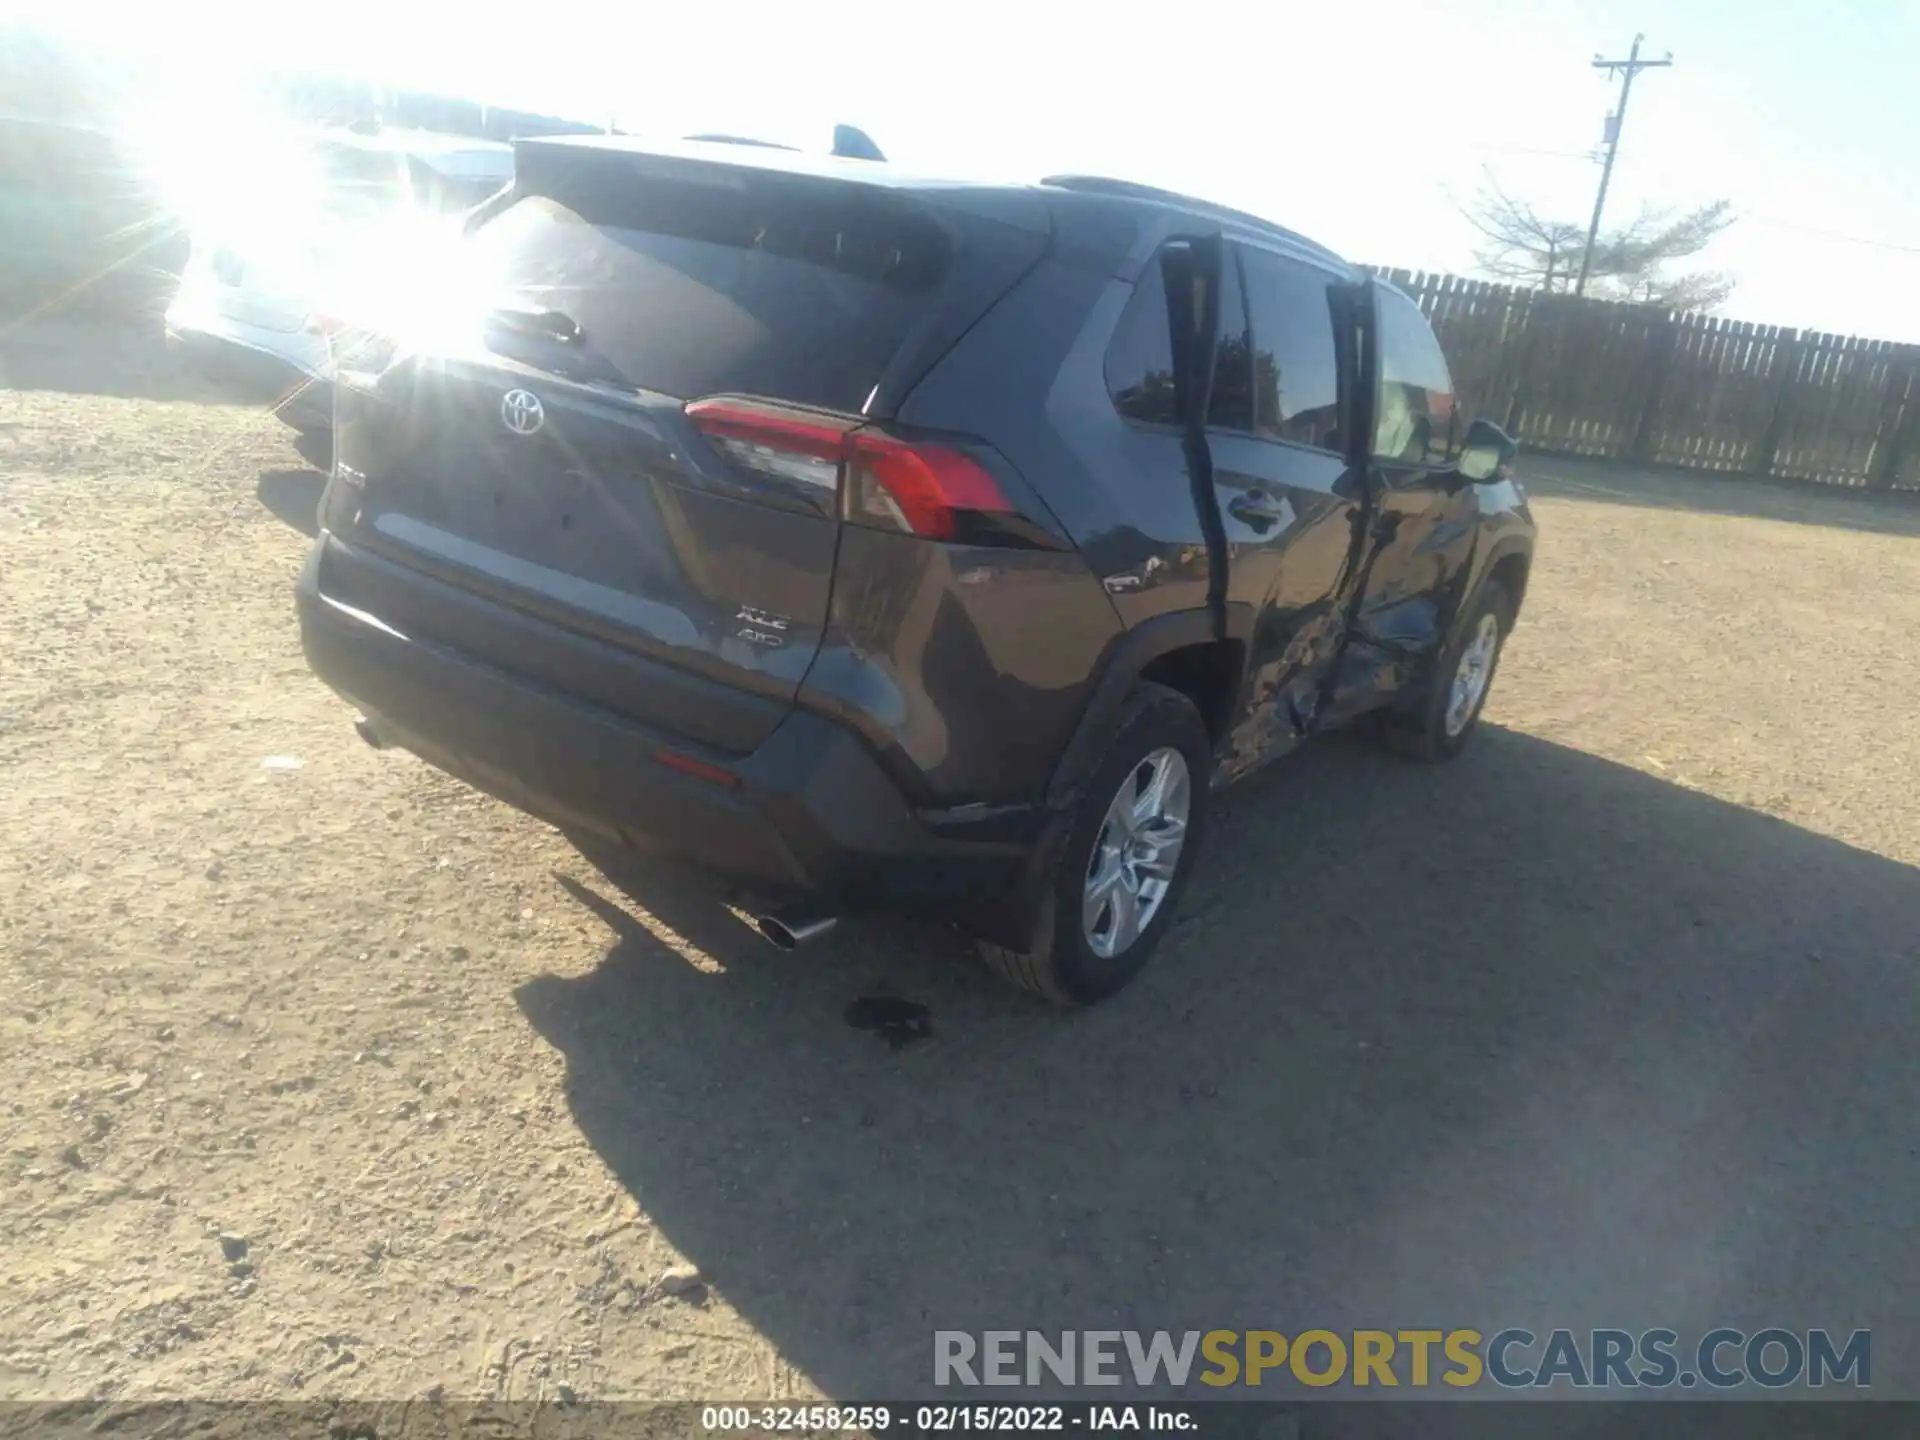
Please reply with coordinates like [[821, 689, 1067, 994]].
[[296, 532, 1040, 928], [165, 318, 332, 428]]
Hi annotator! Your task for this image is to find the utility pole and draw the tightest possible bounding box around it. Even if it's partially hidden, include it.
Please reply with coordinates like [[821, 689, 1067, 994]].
[[1574, 33, 1673, 296]]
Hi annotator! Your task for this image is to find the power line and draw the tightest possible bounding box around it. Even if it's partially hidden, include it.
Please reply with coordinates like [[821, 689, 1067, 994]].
[[1469, 143, 1601, 162], [1744, 213, 1920, 256], [1575, 34, 1673, 296]]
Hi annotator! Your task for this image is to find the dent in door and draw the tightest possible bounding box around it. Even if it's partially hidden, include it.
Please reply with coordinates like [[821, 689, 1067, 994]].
[[1206, 435, 1362, 781], [1321, 492, 1480, 726], [1354, 504, 1476, 650]]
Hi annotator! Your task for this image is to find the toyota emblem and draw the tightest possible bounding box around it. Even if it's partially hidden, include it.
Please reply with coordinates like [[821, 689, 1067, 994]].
[[500, 389, 545, 436]]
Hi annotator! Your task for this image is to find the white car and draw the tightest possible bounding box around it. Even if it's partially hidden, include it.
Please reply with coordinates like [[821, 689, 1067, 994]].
[[166, 126, 513, 431]]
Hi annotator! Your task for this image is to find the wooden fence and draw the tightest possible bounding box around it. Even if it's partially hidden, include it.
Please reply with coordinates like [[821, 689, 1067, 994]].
[[1374, 269, 1920, 492]]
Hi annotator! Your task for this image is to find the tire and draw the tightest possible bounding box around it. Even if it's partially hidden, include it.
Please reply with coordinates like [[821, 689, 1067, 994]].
[[976, 683, 1211, 1005], [1380, 579, 1515, 762]]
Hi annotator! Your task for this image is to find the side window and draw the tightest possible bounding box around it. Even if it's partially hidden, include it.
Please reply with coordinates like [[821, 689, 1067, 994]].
[[1207, 252, 1255, 432], [1238, 246, 1344, 453], [1373, 287, 1459, 465], [1105, 260, 1179, 426], [1104, 245, 1255, 432]]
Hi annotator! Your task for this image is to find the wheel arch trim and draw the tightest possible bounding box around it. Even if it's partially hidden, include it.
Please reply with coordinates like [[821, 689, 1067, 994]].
[[1045, 606, 1250, 811]]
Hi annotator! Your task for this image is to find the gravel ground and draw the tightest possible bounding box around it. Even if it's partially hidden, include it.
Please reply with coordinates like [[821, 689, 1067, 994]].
[[3, 322, 1918, 1404]]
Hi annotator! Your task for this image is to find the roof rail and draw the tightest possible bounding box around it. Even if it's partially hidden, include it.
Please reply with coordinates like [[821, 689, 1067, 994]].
[[683, 133, 800, 151], [1038, 174, 1344, 263]]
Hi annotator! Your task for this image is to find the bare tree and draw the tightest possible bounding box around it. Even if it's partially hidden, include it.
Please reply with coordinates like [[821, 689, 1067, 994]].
[[1584, 200, 1736, 309], [1462, 180, 1736, 310], [1462, 179, 1592, 293], [1599, 267, 1736, 311]]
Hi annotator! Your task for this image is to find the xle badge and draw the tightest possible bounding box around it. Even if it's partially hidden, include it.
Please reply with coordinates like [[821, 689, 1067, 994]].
[[734, 606, 791, 648]]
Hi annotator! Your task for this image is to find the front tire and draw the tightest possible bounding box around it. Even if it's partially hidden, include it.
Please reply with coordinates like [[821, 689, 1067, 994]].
[[977, 683, 1211, 1004], [1381, 579, 1514, 762]]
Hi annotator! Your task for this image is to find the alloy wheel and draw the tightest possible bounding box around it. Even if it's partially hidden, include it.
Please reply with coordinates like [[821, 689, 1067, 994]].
[[1082, 747, 1191, 959]]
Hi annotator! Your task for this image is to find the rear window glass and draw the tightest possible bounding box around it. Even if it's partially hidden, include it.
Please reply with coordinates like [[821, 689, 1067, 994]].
[[1208, 253, 1254, 432], [1104, 246, 1257, 432], [466, 177, 950, 411], [1106, 261, 1179, 426]]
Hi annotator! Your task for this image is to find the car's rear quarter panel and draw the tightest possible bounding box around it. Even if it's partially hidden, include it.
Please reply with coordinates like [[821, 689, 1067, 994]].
[[807, 242, 1208, 813], [799, 527, 1122, 808]]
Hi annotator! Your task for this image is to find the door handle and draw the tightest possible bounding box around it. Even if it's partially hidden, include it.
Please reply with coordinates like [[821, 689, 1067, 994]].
[[1227, 489, 1285, 527]]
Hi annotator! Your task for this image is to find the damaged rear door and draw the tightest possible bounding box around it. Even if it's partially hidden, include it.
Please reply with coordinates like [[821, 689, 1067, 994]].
[[1103, 234, 1373, 779], [1206, 240, 1370, 774]]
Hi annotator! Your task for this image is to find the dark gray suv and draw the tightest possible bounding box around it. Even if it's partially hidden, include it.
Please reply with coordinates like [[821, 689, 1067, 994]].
[[297, 138, 1536, 1003]]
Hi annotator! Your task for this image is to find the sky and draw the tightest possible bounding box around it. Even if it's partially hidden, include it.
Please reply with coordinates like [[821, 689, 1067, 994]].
[[16, 0, 1920, 340]]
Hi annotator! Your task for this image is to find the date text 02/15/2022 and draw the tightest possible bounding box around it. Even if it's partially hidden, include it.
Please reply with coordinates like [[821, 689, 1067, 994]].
[[699, 1406, 1196, 1431]]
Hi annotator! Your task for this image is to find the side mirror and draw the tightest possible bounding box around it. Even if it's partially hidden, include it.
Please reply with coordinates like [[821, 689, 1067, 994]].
[[1458, 418, 1519, 484]]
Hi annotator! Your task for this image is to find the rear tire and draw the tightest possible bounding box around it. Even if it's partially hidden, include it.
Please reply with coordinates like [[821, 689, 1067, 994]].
[[1379, 579, 1514, 762], [976, 683, 1211, 1004]]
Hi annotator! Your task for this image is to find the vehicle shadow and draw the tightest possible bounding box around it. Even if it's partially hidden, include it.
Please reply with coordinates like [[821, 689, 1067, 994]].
[[256, 467, 326, 538], [290, 428, 332, 471], [1522, 454, 1920, 539], [516, 727, 1920, 1400]]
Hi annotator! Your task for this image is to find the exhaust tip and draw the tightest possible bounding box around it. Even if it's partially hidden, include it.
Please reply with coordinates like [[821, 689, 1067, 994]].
[[746, 911, 839, 950], [353, 715, 387, 751], [756, 916, 800, 951]]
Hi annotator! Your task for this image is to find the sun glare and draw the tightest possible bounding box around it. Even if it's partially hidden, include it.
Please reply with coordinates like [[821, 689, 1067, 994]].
[[124, 71, 321, 259], [118, 60, 512, 358]]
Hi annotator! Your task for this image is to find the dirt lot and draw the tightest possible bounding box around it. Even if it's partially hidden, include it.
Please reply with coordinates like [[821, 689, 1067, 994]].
[[4, 321, 1919, 1404]]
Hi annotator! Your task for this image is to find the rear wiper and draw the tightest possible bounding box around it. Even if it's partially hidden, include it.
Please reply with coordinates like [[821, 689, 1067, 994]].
[[482, 305, 626, 386], [486, 306, 585, 347]]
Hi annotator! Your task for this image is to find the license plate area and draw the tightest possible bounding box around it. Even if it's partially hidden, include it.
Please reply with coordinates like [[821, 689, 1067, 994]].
[[384, 441, 674, 602]]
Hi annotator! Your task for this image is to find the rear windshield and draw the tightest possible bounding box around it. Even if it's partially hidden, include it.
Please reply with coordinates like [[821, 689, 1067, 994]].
[[465, 171, 952, 411]]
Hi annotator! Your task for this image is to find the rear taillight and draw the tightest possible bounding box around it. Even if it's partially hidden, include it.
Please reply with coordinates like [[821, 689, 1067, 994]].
[[684, 397, 854, 499], [843, 432, 1009, 541], [685, 397, 1019, 544]]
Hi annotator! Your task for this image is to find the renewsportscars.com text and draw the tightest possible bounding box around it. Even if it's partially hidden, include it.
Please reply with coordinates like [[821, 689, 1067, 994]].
[[934, 1328, 1870, 1390]]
